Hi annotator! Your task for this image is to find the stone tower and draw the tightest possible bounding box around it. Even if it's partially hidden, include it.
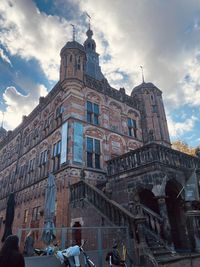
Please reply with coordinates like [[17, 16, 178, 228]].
[[84, 26, 104, 80], [131, 82, 171, 147], [60, 38, 86, 82]]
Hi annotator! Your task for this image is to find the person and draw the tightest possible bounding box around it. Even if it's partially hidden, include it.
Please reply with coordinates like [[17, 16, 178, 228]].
[[23, 230, 35, 256], [0, 234, 25, 267]]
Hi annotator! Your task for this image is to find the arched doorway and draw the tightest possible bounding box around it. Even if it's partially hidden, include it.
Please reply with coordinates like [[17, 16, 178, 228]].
[[72, 221, 82, 245], [165, 180, 186, 251], [139, 189, 160, 214]]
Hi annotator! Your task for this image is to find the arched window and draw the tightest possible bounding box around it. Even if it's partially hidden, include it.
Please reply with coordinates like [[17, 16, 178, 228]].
[[69, 54, 73, 62], [77, 56, 81, 70]]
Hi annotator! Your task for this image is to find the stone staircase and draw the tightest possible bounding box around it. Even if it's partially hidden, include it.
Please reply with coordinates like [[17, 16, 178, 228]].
[[70, 180, 177, 265]]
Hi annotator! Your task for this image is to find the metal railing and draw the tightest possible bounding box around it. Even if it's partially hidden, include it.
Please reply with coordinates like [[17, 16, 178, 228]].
[[18, 226, 130, 267]]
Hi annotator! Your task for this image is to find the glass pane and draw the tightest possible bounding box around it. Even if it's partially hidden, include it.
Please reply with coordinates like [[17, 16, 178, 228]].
[[94, 103, 99, 114], [95, 154, 100, 169], [132, 119, 136, 128], [53, 143, 57, 157], [87, 112, 92, 123], [87, 137, 93, 152], [94, 114, 99, 125], [60, 122, 68, 164], [94, 139, 100, 154], [57, 140, 61, 155], [128, 128, 132, 136], [44, 150, 47, 163], [127, 118, 132, 127], [87, 101, 93, 112], [73, 122, 83, 163], [87, 152, 93, 168]]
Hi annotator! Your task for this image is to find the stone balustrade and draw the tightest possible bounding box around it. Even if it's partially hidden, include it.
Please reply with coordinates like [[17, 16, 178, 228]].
[[107, 143, 200, 176], [70, 180, 137, 232]]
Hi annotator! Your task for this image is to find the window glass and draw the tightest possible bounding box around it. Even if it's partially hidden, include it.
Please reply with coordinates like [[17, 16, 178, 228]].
[[94, 103, 99, 114], [94, 139, 100, 154], [87, 137, 93, 152], [87, 101, 93, 112]]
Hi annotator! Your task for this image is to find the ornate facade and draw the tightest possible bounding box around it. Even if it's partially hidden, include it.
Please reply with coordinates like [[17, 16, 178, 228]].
[[0, 25, 199, 266]]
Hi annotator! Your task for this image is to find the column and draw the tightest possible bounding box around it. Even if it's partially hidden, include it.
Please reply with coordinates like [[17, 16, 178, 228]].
[[185, 202, 200, 253], [157, 196, 176, 252]]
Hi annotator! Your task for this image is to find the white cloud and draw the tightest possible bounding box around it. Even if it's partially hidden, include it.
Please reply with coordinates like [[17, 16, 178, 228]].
[[167, 114, 198, 138], [3, 84, 48, 130], [0, 48, 12, 66], [76, 0, 200, 107], [0, 0, 72, 81], [1, 0, 200, 135]]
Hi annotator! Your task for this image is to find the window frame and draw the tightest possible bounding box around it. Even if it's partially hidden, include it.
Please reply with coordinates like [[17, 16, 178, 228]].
[[86, 101, 100, 125], [127, 118, 137, 138], [86, 137, 101, 169]]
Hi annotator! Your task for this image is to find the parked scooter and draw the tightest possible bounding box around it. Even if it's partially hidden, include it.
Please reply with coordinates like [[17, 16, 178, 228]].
[[56, 241, 96, 267]]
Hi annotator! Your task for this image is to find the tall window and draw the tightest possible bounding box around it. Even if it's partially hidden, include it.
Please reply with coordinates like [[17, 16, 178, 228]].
[[32, 206, 40, 221], [86, 101, 99, 125], [86, 137, 100, 169], [127, 118, 137, 138], [27, 158, 35, 184], [24, 209, 28, 223], [38, 150, 48, 178], [52, 140, 61, 172]]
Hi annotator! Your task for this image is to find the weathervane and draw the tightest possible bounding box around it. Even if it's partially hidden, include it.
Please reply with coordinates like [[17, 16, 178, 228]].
[[86, 12, 91, 29], [70, 24, 75, 41], [140, 66, 145, 83]]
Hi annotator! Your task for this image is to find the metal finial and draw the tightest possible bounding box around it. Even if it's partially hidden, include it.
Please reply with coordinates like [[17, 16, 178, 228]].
[[86, 12, 91, 29], [140, 66, 145, 83], [1, 112, 4, 128], [70, 24, 75, 41]]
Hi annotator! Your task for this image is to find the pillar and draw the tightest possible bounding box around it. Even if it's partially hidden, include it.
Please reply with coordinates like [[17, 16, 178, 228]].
[[185, 202, 200, 253], [157, 196, 175, 252]]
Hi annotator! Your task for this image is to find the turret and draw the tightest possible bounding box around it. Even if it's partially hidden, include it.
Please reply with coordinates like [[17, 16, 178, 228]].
[[131, 82, 171, 147], [60, 38, 86, 82], [84, 26, 104, 80]]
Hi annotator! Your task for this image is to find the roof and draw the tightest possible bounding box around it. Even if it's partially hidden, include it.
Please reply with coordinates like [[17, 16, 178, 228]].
[[61, 41, 85, 54], [131, 82, 162, 95]]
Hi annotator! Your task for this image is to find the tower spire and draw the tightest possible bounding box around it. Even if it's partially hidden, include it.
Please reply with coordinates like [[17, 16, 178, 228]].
[[140, 66, 145, 83], [70, 24, 75, 41]]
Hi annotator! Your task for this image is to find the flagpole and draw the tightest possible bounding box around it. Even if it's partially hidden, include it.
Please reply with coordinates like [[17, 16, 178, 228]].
[[176, 186, 184, 199]]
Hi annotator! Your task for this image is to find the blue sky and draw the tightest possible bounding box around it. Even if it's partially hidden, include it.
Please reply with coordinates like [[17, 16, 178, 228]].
[[0, 0, 200, 147]]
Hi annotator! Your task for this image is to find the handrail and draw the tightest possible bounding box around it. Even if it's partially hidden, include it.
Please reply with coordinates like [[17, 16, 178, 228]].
[[136, 204, 163, 222], [70, 180, 139, 224]]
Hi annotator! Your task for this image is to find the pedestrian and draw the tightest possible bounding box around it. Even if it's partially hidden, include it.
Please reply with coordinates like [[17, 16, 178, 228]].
[[23, 230, 35, 256], [0, 234, 25, 267]]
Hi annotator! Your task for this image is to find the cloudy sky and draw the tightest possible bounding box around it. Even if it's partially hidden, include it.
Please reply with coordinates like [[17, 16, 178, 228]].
[[0, 0, 200, 146]]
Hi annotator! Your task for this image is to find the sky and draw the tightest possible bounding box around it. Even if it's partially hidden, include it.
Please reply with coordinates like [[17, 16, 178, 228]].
[[0, 0, 200, 147]]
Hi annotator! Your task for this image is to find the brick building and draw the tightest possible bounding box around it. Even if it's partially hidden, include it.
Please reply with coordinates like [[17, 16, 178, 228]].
[[1, 25, 200, 265]]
